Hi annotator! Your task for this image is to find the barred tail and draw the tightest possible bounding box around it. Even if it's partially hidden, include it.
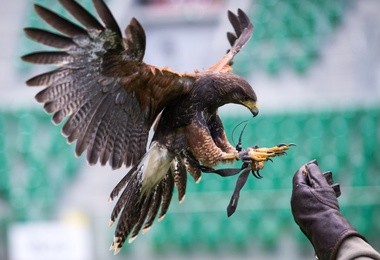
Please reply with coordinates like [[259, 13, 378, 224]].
[[107, 142, 190, 254]]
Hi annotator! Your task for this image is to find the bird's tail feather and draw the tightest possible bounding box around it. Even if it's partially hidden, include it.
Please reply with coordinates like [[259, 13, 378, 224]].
[[108, 145, 189, 254]]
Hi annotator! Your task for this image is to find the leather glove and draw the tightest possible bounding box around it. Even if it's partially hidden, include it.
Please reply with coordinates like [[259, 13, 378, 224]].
[[291, 160, 366, 260]]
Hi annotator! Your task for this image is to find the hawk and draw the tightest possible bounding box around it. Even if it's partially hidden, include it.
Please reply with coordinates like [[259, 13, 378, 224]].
[[22, 0, 292, 253]]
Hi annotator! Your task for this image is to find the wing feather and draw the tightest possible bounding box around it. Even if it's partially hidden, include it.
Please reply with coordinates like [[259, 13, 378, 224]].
[[23, 0, 195, 168], [228, 10, 242, 36], [124, 18, 146, 61], [83, 95, 114, 164], [109, 109, 130, 169], [228, 9, 253, 52], [100, 114, 119, 166], [65, 91, 104, 143], [226, 31, 237, 47], [74, 93, 109, 156], [46, 69, 101, 122], [26, 68, 73, 87], [35, 81, 73, 103], [93, 0, 122, 37], [34, 4, 87, 36], [22, 51, 73, 65], [24, 28, 75, 49], [208, 8, 253, 72], [58, 0, 104, 30], [36, 67, 95, 109], [86, 99, 115, 165]]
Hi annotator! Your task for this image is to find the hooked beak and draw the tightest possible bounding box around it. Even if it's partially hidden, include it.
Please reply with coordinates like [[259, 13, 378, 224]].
[[242, 100, 259, 117]]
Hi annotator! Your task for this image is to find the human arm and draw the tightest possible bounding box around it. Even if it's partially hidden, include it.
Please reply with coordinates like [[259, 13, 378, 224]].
[[337, 236, 380, 260], [291, 160, 380, 260]]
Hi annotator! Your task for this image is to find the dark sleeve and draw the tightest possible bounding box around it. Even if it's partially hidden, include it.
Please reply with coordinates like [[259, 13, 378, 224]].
[[337, 236, 380, 260]]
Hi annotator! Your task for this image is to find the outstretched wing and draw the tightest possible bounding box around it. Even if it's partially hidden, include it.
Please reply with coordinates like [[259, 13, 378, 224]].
[[22, 0, 195, 169], [208, 8, 253, 72]]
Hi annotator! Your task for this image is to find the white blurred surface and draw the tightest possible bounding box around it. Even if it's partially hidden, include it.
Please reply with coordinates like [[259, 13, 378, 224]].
[[9, 220, 93, 260]]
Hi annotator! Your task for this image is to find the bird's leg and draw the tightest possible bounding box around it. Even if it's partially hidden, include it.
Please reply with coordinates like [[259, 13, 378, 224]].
[[221, 151, 240, 161]]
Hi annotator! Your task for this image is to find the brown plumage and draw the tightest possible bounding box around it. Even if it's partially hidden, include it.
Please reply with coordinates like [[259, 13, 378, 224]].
[[22, 0, 259, 253]]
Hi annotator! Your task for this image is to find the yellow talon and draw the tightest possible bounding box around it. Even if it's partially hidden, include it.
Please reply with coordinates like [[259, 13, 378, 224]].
[[245, 144, 294, 164]]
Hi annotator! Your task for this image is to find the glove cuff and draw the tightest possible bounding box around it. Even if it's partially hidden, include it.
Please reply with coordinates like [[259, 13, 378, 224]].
[[305, 208, 366, 260], [328, 229, 367, 260], [314, 224, 366, 260]]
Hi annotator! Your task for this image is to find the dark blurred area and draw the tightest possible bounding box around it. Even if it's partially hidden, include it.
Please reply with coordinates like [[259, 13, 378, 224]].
[[1, 0, 379, 259]]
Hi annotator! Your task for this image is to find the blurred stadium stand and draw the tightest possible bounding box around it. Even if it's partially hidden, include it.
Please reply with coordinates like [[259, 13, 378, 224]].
[[0, 0, 379, 259]]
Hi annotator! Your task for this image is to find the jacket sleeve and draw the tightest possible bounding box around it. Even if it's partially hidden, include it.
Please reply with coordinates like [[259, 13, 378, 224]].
[[337, 236, 380, 260]]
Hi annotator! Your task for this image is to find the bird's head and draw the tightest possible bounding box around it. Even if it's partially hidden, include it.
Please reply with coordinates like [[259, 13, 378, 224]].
[[221, 74, 259, 117], [195, 73, 258, 117]]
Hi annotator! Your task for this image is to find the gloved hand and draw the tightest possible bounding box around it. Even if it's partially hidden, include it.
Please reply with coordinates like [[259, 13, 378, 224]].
[[291, 160, 366, 260]]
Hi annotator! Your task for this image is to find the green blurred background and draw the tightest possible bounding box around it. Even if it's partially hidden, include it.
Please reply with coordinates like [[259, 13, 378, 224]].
[[1, 0, 379, 259]]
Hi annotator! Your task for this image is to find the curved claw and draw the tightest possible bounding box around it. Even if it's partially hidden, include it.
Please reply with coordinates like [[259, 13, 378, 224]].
[[277, 143, 296, 147], [242, 157, 252, 163], [252, 170, 263, 179]]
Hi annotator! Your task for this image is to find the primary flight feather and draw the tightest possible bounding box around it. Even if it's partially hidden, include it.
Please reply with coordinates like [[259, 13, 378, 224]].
[[23, 0, 291, 253]]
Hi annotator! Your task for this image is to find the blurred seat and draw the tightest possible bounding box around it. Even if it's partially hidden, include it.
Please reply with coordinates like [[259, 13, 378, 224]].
[[0, 109, 81, 221], [234, 0, 347, 75]]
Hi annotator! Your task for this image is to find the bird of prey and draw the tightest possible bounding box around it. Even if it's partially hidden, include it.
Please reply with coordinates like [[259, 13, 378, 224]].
[[22, 0, 292, 254]]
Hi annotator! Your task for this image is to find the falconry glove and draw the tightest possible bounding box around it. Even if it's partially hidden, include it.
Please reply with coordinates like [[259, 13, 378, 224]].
[[291, 160, 366, 260]]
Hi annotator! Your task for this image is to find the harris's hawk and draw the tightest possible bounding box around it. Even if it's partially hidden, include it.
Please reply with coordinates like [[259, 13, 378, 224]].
[[22, 0, 292, 253]]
